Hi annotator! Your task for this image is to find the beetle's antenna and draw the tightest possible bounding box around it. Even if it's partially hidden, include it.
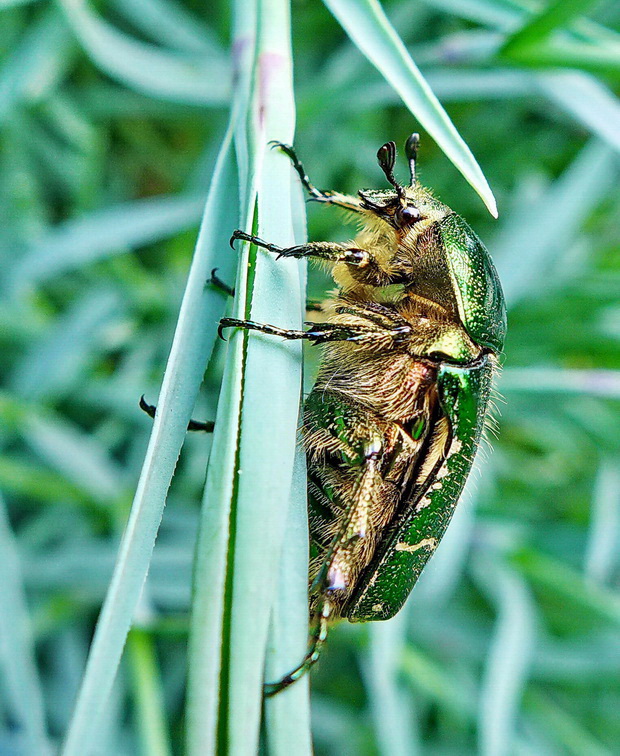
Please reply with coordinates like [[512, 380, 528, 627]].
[[405, 133, 420, 185], [377, 141, 406, 203]]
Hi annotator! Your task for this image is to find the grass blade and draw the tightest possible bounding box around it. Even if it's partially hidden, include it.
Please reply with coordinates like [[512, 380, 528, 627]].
[[501, 0, 600, 50], [536, 72, 620, 154], [501, 368, 620, 400], [58, 0, 229, 105], [61, 125, 238, 754], [264, 448, 312, 756], [475, 563, 536, 756], [186, 0, 311, 751], [365, 614, 421, 756], [493, 139, 617, 307], [512, 549, 620, 626], [322, 0, 498, 216], [583, 460, 620, 584], [8, 194, 205, 293], [0, 494, 51, 756], [127, 629, 172, 756]]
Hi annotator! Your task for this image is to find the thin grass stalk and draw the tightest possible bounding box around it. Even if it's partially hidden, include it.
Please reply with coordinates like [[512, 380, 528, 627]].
[[0, 493, 51, 756], [262, 185, 311, 753], [127, 629, 172, 756]]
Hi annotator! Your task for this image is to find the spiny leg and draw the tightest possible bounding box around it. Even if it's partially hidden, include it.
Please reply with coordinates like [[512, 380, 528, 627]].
[[270, 141, 363, 213], [218, 317, 405, 347], [264, 596, 333, 697], [230, 230, 399, 287], [264, 441, 382, 696], [230, 230, 370, 266], [139, 396, 214, 433]]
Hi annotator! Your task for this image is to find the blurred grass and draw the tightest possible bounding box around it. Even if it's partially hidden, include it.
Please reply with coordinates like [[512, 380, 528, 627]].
[[0, 0, 619, 754]]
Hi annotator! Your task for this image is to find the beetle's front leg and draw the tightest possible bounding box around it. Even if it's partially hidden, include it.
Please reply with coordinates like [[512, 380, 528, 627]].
[[270, 141, 363, 213]]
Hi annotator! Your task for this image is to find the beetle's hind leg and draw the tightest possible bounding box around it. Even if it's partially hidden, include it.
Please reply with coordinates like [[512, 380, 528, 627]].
[[264, 596, 332, 697], [270, 141, 362, 213], [139, 396, 214, 433], [264, 438, 382, 696]]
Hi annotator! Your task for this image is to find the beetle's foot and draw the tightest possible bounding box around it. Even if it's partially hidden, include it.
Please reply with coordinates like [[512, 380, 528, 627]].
[[139, 396, 214, 433], [229, 230, 284, 255], [263, 597, 331, 697], [209, 268, 234, 297]]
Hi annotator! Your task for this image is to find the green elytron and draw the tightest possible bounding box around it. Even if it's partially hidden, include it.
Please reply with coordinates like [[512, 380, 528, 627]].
[[221, 134, 506, 693]]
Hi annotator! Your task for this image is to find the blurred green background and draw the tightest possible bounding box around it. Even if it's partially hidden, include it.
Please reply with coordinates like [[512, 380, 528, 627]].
[[1, 0, 619, 754]]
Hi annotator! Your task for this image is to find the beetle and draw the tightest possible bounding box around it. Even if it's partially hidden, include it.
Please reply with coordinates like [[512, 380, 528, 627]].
[[142, 133, 506, 695], [219, 134, 506, 694]]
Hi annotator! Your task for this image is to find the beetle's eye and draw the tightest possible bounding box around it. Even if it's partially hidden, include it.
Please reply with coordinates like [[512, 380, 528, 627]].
[[397, 205, 422, 226]]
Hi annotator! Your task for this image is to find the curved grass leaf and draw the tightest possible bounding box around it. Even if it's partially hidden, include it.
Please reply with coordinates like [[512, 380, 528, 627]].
[[8, 194, 205, 293], [0, 8, 73, 123], [0, 494, 51, 756], [111, 0, 222, 57], [323, 0, 498, 216], [57, 0, 230, 105], [61, 126, 238, 755]]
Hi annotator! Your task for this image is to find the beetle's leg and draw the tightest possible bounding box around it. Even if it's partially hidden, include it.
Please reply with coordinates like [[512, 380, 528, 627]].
[[218, 317, 407, 347], [231, 230, 371, 265], [209, 268, 234, 297], [264, 596, 332, 697], [318, 439, 383, 590], [139, 396, 214, 433], [230, 231, 395, 287], [265, 441, 382, 696], [270, 141, 363, 213]]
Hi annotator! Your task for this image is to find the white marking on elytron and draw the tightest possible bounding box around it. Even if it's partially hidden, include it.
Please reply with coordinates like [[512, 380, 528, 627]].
[[435, 462, 450, 481], [395, 537, 438, 553], [372, 603, 383, 613], [417, 492, 434, 510]]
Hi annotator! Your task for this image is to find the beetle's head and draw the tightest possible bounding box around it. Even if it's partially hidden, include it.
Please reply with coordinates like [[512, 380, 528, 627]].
[[358, 135, 443, 230]]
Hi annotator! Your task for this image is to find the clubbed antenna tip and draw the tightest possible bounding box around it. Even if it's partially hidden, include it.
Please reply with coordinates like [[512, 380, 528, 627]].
[[377, 141, 405, 202]]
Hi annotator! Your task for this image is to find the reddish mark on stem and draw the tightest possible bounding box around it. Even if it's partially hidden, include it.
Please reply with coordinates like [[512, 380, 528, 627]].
[[258, 52, 287, 127]]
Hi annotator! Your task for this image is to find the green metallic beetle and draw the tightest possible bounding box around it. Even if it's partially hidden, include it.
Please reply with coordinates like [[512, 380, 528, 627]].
[[221, 134, 506, 694]]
